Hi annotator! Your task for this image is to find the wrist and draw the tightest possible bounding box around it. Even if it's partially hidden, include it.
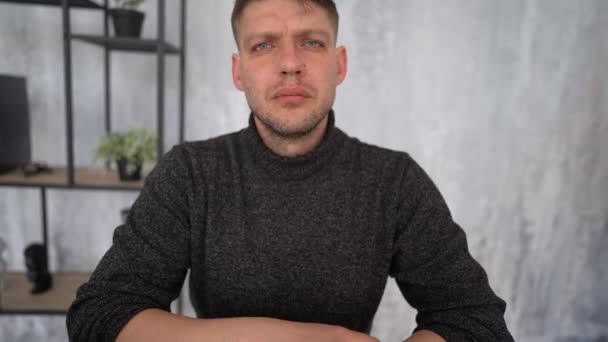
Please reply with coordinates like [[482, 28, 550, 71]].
[[403, 329, 446, 342]]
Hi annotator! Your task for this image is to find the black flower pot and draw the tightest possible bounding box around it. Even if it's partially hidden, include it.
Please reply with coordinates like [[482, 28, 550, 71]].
[[109, 9, 145, 38], [116, 158, 142, 181]]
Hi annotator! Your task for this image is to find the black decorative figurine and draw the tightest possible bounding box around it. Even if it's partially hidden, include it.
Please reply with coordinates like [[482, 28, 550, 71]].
[[24, 244, 52, 294]]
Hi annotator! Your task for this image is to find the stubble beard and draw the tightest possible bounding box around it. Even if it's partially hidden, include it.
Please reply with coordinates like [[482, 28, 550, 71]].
[[248, 89, 335, 140]]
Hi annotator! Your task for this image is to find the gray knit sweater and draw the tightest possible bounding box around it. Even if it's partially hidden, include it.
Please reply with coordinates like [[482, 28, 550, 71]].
[[66, 111, 513, 341]]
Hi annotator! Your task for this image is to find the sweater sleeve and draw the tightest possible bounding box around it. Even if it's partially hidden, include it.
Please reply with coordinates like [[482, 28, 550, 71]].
[[66, 145, 193, 342], [389, 155, 514, 342]]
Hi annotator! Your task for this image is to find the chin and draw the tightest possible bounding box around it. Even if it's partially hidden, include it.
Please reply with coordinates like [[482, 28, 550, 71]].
[[257, 109, 325, 138]]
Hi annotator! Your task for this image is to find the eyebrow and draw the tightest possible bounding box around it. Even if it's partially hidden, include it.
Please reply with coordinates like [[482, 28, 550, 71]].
[[242, 29, 332, 47]]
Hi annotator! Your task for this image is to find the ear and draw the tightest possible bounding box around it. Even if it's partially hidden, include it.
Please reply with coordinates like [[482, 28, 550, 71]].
[[336, 46, 348, 85], [232, 53, 245, 91]]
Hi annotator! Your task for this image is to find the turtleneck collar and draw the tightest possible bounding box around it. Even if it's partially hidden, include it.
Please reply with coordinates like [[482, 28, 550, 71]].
[[241, 110, 347, 181]]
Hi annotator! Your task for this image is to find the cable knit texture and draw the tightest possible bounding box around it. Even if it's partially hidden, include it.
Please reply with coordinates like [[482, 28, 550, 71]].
[[66, 111, 514, 341]]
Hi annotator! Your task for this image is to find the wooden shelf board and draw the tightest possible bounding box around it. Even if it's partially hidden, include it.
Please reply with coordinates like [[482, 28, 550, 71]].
[[0, 166, 147, 190], [0, 167, 67, 186], [0, 0, 104, 9], [75, 168, 146, 189], [0, 272, 90, 314], [72, 34, 181, 54]]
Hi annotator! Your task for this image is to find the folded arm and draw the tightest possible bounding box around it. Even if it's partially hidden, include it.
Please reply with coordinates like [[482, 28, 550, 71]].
[[66, 146, 194, 341], [391, 155, 514, 342], [116, 308, 380, 342]]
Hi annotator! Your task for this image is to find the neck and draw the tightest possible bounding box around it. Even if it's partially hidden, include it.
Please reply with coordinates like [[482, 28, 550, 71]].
[[253, 115, 329, 157]]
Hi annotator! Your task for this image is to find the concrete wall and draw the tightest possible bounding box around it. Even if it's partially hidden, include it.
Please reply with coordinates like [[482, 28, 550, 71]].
[[1, 0, 607, 341]]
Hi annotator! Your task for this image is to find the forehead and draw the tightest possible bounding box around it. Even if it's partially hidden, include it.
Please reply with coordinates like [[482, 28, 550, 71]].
[[239, 0, 334, 35]]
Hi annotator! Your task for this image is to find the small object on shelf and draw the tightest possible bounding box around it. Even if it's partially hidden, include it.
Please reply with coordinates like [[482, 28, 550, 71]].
[[109, 0, 145, 38], [95, 128, 156, 182], [24, 244, 53, 294], [21, 161, 53, 177]]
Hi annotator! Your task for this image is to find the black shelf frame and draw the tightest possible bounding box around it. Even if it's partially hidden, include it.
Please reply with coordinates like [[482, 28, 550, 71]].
[[0, 183, 145, 191], [71, 34, 181, 54], [0, 0, 188, 316], [0, 309, 71, 315], [61, 0, 187, 186], [0, 0, 103, 9]]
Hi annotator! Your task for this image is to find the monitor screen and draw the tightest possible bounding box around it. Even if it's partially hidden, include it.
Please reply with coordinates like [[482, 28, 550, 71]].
[[0, 74, 31, 173]]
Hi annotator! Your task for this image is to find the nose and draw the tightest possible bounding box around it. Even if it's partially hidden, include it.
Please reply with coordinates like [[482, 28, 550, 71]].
[[279, 43, 305, 76]]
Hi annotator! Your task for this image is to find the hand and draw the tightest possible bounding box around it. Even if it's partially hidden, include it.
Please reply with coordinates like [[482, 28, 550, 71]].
[[332, 325, 381, 342], [238, 318, 380, 342]]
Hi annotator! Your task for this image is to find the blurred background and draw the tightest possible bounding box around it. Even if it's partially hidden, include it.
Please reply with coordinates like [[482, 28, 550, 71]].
[[0, 0, 607, 341]]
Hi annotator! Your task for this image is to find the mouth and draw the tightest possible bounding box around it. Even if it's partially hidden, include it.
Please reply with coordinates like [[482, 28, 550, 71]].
[[273, 86, 312, 104]]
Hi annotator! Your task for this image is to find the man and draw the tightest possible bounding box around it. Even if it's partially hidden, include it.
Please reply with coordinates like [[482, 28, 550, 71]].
[[67, 0, 514, 341]]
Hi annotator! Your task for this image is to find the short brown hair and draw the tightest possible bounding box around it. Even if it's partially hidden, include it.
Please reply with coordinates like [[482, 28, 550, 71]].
[[231, 0, 339, 48]]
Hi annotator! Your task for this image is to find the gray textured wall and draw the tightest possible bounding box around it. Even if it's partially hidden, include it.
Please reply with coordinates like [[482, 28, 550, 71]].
[[1, 1, 607, 341]]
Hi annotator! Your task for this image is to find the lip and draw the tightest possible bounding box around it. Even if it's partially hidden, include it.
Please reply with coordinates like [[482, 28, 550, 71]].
[[273, 86, 312, 99]]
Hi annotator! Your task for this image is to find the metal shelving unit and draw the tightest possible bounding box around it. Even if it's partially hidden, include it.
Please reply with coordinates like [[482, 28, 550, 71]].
[[0, 0, 187, 315]]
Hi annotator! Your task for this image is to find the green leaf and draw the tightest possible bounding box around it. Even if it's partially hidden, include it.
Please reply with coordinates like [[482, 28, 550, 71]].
[[95, 128, 157, 166], [112, 0, 144, 9]]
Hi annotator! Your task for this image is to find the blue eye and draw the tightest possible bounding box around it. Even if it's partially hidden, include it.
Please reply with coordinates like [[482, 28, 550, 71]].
[[305, 40, 322, 48], [255, 42, 271, 51]]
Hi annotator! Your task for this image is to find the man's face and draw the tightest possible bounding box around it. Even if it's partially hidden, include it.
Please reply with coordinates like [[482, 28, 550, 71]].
[[232, 0, 347, 139]]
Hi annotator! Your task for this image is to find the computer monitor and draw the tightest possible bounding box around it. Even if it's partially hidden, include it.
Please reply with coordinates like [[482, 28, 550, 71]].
[[0, 74, 31, 173]]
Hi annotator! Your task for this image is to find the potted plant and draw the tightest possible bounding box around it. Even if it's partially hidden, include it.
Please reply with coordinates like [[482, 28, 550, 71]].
[[95, 128, 156, 181], [109, 0, 145, 38]]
